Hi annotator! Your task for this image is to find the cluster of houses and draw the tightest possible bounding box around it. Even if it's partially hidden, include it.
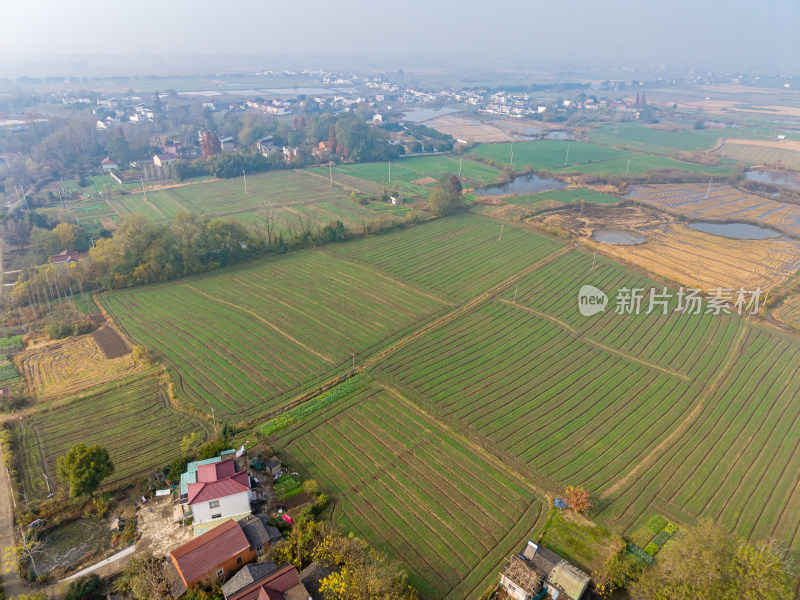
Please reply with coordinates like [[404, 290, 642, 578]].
[[500, 540, 592, 600], [161, 448, 337, 599]]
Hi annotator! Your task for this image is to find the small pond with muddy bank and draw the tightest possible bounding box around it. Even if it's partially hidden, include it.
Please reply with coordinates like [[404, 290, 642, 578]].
[[476, 173, 566, 196], [688, 221, 782, 240]]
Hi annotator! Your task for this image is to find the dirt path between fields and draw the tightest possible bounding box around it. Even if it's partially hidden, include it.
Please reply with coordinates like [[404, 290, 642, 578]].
[[0, 445, 24, 598], [180, 283, 334, 364], [497, 299, 690, 382], [600, 324, 749, 500]]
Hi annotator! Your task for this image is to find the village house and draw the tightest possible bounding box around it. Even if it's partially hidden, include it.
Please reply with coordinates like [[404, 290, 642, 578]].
[[500, 540, 591, 600], [101, 156, 118, 170], [227, 565, 311, 600], [222, 562, 279, 599], [49, 249, 89, 265], [178, 449, 254, 535], [153, 152, 179, 167], [219, 136, 236, 152], [168, 519, 256, 597], [264, 455, 282, 477]]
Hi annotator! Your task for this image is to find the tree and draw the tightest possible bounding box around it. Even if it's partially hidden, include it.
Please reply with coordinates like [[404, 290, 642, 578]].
[[152, 91, 163, 114], [4, 218, 31, 252], [115, 553, 172, 600], [201, 130, 222, 159], [564, 485, 591, 514], [427, 174, 463, 216], [56, 443, 114, 497], [2, 526, 43, 579], [64, 573, 101, 600], [630, 520, 793, 600]]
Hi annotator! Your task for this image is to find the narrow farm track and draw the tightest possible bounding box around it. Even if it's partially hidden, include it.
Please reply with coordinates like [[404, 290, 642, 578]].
[[600, 324, 749, 501], [496, 298, 691, 382], [365, 245, 574, 368]]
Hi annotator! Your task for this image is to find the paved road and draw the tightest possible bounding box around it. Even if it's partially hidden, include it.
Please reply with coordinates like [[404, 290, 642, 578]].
[[0, 446, 24, 598]]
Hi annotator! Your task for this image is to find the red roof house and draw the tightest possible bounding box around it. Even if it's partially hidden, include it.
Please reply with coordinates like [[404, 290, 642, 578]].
[[101, 156, 118, 170], [170, 519, 255, 590], [186, 458, 253, 535]]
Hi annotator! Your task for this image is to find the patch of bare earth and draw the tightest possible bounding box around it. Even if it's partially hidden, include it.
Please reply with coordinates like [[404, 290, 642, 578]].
[[135, 497, 193, 557], [92, 326, 131, 359]]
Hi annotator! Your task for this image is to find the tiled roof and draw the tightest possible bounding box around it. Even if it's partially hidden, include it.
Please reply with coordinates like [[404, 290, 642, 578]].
[[222, 562, 278, 599], [188, 471, 250, 505], [239, 515, 271, 551], [197, 459, 236, 482], [170, 520, 250, 584], [229, 566, 303, 600]]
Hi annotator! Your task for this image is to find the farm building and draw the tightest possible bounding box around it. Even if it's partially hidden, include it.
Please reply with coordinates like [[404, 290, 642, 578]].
[[222, 562, 278, 599], [153, 152, 179, 166], [220, 136, 236, 152], [101, 156, 118, 170], [500, 540, 591, 600], [168, 519, 256, 597], [226, 564, 310, 600], [264, 455, 282, 476], [50, 249, 89, 264]]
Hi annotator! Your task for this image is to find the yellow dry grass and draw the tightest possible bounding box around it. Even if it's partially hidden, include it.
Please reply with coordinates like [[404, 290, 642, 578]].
[[631, 183, 800, 235], [726, 139, 800, 152], [677, 99, 800, 117], [16, 334, 143, 401], [592, 223, 796, 292], [425, 115, 517, 143]]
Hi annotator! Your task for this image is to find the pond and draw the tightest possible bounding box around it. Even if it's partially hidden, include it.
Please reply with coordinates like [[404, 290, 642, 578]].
[[591, 229, 647, 245], [475, 173, 566, 196], [34, 517, 112, 576], [745, 169, 800, 192], [402, 106, 460, 122], [546, 131, 572, 140], [688, 221, 781, 239]]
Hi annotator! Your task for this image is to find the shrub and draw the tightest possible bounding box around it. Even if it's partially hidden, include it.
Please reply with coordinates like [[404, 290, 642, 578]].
[[65, 573, 101, 600]]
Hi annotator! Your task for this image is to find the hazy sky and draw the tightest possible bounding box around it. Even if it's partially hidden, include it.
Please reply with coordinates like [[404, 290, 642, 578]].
[[2, 0, 798, 74]]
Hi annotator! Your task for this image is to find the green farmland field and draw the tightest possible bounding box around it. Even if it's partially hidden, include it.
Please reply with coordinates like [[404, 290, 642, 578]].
[[14, 373, 208, 501], [65, 169, 404, 233], [310, 154, 502, 200], [67, 209, 800, 594], [470, 140, 735, 177], [273, 381, 545, 600], [100, 250, 452, 421]]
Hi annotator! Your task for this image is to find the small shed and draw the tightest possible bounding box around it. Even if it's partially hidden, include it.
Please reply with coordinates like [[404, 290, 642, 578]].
[[265, 456, 282, 476]]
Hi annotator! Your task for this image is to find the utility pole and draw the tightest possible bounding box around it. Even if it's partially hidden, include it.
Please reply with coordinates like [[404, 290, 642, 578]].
[[211, 407, 216, 431], [243, 169, 247, 193], [498, 224, 504, 240], [388, 161, 391, 185], [329, 163, 333, 187], [141, 177, 148, 202], [564, 147, 569, 167], [706, 177, 713, 199], [44, 473, 52, 498], [510, 141, 514, 167], [459, 156, 463, 178], [626, 160, 630, 175]]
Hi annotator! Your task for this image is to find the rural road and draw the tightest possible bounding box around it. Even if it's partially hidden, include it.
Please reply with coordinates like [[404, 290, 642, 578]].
[[0, 446, 24, 598]]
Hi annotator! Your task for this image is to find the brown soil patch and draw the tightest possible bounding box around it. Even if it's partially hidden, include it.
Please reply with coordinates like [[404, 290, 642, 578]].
[[88, 312, 106, 326], [16, 335, 141, 400], [529, 204, 669, 238], [100, 218, 117, 231], [410, 176, 437, 186], [92, 326, 131, 359], [135, 497, 194, 557], [727, 139, 800, 152]]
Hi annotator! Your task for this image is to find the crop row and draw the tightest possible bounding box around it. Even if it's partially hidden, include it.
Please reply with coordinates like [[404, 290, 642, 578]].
[[278, 384, 535, 599], [17, 375, 207, 499], [375, 299, 695, 495], [100, 250, 450, 420], [330, 213, 565, 302]]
